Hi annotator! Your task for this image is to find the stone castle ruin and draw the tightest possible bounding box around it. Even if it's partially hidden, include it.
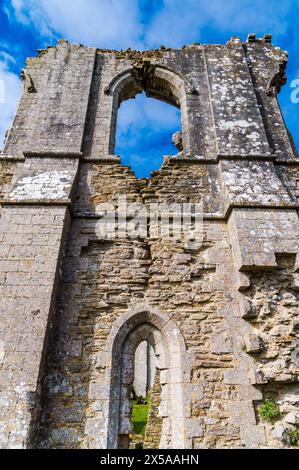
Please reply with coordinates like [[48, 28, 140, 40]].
[[0, 34, 299, 449]]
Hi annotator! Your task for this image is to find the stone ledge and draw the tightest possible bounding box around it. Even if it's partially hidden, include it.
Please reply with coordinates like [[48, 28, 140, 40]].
[[81, 156, 121, 163], [167, 155, 217, 163], [73, 203, 299, 222], [0, 198, 71, 206], [275, 160, 299, 166], [23, 151, 82, 159], [0, 155, 25, 162], [165, 154, 296, 165], [225, 203, 299, 220], [167, 155, 275, 164], [218, 153, 274, 160]]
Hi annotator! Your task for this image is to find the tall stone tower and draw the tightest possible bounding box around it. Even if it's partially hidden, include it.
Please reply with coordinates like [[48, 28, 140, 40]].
[[0, 35, 299, 449]]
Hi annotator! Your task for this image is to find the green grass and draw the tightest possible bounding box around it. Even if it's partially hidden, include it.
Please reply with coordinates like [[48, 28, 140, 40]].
[[258, 399, 281, 423], [131, 398, 150, 435], [288, 428, 299, 447]]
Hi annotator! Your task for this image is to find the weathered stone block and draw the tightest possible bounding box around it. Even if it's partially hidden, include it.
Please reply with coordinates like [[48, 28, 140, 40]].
[[243, 334, 264, 353], [210, 334, 233, 354], [88, 383, 110, 401], [224, 369, 249, 385], [239, 297, 258, 319], [186, 418, 204, 438], [240, 425, 266, 448], [248, 368, 268, 385]]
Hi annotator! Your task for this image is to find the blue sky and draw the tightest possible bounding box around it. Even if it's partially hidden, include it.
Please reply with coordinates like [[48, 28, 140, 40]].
[[0, 0, 298, 177]]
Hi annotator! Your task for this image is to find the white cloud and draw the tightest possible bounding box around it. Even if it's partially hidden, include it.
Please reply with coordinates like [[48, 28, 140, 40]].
[[144, 0, 293, 48], [3, 0, 295, 50], [1, 0, 144, 153], [4, 0, 144, 49], [115, 93, 180, 176], [0, 52, 21, 150], [201, 0, 292, 33], [117, 93, 181, 131]]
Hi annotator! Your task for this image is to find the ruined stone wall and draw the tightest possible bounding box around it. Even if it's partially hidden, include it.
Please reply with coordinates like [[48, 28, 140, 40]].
[[133, 342, 149, 398], [33, 160, 238, 448], [133, 341, 155, 398], [0, 205, 71, 447], [0, 160, 16, 198], [144, 369, 163, 449], [4, 41, 95, 158], [0, 158, 17, 215], [0, 35, 298, 449], [238, 254, 299, 446]]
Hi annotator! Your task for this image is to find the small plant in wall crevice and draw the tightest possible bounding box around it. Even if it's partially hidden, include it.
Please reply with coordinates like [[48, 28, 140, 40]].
[[288, 428, 299, 447], [258, 399, 281, 423]]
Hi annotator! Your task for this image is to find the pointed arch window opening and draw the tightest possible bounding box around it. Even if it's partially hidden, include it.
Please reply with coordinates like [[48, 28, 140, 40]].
[[129, 340, 157, 449], [103, 309, 191, 450], [115, 92, 182, 179], [110, 68, 190, 179], [117, 323, 166, 449]]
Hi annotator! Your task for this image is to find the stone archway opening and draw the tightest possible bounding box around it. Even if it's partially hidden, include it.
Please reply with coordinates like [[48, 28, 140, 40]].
[[133, 340, 156, 400], [117, 323, 167, 449], [105, 309, 190, 449], [107, 66, 190, 178], [130, 340, 159, 449], [115, 92, 181, 178]]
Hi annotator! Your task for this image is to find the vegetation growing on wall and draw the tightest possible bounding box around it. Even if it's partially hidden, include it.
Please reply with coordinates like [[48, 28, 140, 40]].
[[258, 400, 281, 423], [288, 428, 299, 447]]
